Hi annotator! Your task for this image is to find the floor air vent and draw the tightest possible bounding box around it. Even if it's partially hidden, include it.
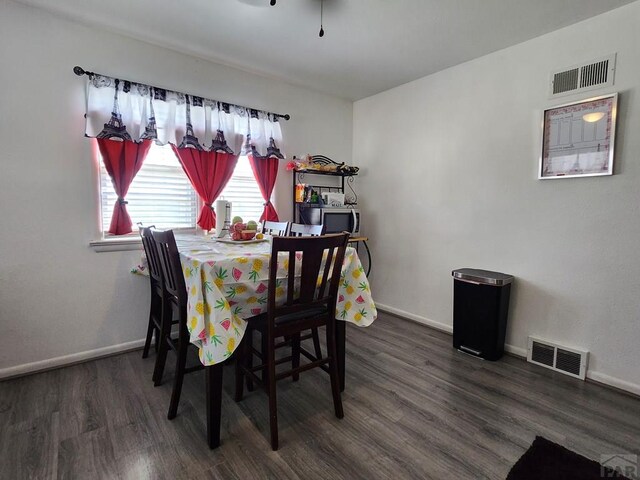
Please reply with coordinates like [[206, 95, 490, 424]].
[[549, 54, 616, 98], [527, 337, 588, 379]]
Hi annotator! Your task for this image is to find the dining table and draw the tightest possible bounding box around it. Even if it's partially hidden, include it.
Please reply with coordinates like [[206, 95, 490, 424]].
[[134, 232, 377, 448]]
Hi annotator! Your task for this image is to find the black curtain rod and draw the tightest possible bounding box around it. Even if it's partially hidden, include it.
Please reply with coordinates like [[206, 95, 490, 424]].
[[73, 66, 291, 121]]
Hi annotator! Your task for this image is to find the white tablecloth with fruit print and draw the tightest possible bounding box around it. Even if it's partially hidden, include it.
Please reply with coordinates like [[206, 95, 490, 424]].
[[135, 234, 377, 366]]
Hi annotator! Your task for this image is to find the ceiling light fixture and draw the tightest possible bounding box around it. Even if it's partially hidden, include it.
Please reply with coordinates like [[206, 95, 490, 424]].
[[270, 0, 276, 5]]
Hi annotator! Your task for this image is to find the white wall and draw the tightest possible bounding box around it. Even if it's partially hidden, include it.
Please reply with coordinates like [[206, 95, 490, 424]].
[[0, 0, 352, 375], [354, 1, 640, 393]]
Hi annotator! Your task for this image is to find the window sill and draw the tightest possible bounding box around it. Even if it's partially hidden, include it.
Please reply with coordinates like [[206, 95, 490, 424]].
[[89, 236, 142, 253]]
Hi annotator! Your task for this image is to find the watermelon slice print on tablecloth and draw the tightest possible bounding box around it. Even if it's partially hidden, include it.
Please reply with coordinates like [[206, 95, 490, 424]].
[[356, 295, 365, 304], [251, 308, 262, 315], [198, 328, 207, 340], [221, 319, 231, 331], [338, 294, 345, 303], [232, 268, 242, 281], [228, 300, 237, 306], [256, 283, 267, 294]]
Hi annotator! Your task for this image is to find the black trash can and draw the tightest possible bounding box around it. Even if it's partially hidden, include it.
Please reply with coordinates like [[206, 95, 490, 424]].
[[452, 268, 514, 361]]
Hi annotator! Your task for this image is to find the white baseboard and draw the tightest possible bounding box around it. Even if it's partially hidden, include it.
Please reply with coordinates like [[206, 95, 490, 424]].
[[0, 338, 146, 381], [376, 303, 640, 397], [376, 303, 453, 334], [504, 343, 527, 358], [587, 371, 640, 397]]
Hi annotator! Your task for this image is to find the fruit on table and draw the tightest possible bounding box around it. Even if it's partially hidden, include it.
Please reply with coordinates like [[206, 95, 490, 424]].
[[241, 230, 256, 240], [231, 231, 243, 241], [232, 222, 247, 233], [255, 233, 264, 240], [246, 220, 258, 230], [232, 216, 243, 224]]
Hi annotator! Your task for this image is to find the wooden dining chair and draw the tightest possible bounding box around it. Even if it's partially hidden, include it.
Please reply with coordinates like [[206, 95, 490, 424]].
[[234, 233, 349, 450], [138, 226, 163, 359], [288, 223, 324, 237], [287, 223, 325, 362], [152, 229, 204, 419], [262, 220, 290, 236]]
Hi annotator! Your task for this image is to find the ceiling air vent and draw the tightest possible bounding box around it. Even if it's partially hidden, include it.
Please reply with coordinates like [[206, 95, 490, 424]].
[[527, 337, 589, 380], [549, 54, 616, 98]]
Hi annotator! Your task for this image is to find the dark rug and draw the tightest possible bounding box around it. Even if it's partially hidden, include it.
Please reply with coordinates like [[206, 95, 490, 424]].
[[507, 436, 634, 480]]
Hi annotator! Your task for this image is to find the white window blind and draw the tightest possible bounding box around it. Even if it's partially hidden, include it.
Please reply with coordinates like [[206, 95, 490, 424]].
[[99, 145, 265, 234], [100, 143, 197, 232], [218, 157, 264, 223]]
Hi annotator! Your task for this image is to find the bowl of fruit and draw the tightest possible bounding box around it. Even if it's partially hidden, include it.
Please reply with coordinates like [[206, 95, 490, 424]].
[[230, 217, 259, 241]]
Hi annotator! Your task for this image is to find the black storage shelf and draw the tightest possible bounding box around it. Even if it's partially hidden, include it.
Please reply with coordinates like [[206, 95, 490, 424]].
[[294, 169, 357, 178], [292, 155, 358, 224]]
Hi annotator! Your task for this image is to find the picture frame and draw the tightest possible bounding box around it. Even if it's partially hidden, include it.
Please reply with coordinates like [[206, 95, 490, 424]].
[[539, 93, 618, 180]]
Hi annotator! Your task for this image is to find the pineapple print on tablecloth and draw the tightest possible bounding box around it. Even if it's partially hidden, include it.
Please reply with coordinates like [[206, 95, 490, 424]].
[[340, 301, 352, 319], [214, 267, 228, 289], [225, 337, 236, 358], [249, 258, 264, 282], [207, 322, 222, 346], [343, 280, 355, 295]]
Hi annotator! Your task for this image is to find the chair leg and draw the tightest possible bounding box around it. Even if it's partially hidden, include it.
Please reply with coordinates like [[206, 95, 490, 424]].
[[168, 326, 189, 419], [325, 321, 344, 419], [143, 295, 160, 359], [246, 330, 254, 392], [311, 327, 322, 360], [291, 333, 301, 382], [142, 318, 155, 359], [261, 330, 269, 387], [152, 301, 172, 386], [267, 331, 279, 450], [234, 334, 246, 402], [154, 326, 160, 353]]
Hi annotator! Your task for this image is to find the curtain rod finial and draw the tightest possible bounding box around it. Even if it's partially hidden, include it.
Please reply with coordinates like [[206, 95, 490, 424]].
[[282, 114, 291, 121], [73, 66, 85, 76]]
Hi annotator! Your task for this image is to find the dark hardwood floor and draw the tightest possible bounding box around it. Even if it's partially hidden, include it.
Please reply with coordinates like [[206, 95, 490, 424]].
[[1, 311, 639, 479]]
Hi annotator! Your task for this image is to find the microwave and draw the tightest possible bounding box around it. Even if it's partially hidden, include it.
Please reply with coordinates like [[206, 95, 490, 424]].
[[303, 207, 360, 236]]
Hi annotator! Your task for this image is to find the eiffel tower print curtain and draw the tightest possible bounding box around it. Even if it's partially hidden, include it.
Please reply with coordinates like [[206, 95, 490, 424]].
[[84, 74, 284, 157]]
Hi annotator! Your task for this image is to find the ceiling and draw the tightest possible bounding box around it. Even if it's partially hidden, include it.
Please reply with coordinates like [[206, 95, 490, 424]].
[[18, 0, 635, 100]]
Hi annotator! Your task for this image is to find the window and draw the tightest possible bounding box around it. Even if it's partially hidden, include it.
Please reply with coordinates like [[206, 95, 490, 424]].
[[98, 144, 264, 234], [218, 157, 264, 223]]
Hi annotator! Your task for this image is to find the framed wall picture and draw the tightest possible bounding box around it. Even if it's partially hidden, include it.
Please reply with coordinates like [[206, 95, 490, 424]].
[[539, 93, 618, 179]]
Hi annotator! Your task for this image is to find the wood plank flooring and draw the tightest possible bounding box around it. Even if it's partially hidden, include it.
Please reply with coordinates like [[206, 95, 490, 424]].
[[1, 311, 639, 479]]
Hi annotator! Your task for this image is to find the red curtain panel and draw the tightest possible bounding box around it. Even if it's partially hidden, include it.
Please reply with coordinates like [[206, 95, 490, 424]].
[[249, 155, 280, 222], [172, 147, 239, 231], [98, 138, 152, 235]]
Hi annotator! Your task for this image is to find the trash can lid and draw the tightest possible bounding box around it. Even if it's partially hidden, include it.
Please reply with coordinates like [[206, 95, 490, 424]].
[[452, 268, 514, 286]]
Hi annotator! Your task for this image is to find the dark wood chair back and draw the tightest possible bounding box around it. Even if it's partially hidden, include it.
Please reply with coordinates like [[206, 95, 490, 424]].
[[289, 223, 324, 237], [268, 233, 349, 321], [151, 229, 187, 308], [139, 226, 163, 289], [262, 221, 290, 236]]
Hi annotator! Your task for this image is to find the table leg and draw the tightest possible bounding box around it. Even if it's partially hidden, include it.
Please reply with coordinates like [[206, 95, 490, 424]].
[[336, 320, 346, 392], [206, 364, 223, 449]]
